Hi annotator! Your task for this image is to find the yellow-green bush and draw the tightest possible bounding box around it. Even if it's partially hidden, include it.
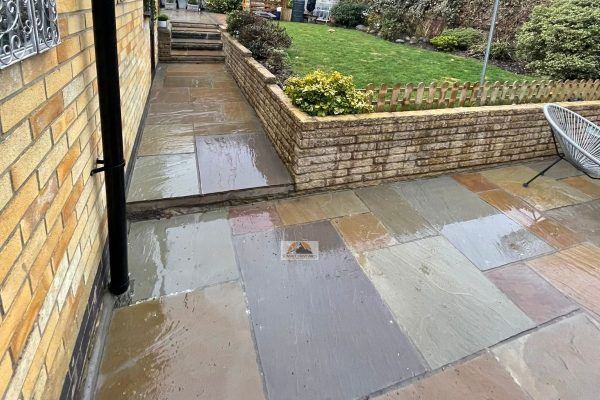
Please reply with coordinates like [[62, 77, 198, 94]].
[[284, 70, 373, 116]]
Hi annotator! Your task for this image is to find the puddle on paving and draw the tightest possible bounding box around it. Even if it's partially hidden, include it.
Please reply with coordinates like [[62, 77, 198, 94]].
[[485, 263, 577, 324], [359, 236, 534, 369], [96, 283, 265, 400], [493, 313, 600, 400], [138, 125, 195, 156], [355, 185, 436, 243], [393, 176, 498, 227], [127, 154, 199, 202], [375, 353, 530, 400], [228, 203, 282, 235], [527, 243, 600, 315], [440, 213, 554, 270], [233, 220, 426, 400], [195, 133, 291, 194], [128, 210, 238, 302]]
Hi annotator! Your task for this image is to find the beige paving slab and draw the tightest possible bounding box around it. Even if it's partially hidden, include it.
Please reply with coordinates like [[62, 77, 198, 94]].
[[453, 172, 498, 193], [493, 313, 600, 400], [138, 125, 195, 156], [375, 353, 530, 400], [481, 166, 591, 211], [96, 283, 265, 400], [359, 236, 534, 369], [527, 242, 600, 315], [545, 200, 600, 246], [561, 175, 600, 199], [355, 185, 436, 243], [525, 158, 583, 179], [332, 212, 397, 253], [275, 191, 369, 225]]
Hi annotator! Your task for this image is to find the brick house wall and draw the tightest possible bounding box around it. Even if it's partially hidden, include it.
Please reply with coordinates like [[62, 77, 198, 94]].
[[221, 32, 600, 192], [0, 0, 153, 398]]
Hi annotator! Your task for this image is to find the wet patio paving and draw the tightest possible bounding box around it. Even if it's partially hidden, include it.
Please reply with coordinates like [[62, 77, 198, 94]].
[[96, 157, 600, 399]]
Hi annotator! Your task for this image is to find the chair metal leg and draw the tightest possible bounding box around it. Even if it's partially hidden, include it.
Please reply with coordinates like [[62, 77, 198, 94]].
[[523, 157, 563, 187]]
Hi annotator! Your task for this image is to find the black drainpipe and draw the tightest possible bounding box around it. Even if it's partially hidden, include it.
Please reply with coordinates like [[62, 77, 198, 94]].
[[90, 0, 129, 295]]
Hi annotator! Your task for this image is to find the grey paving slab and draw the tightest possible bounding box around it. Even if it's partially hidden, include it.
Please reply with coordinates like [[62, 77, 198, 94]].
[[392, 176, 498, 228], [359, 236, 534, 369], [127, 154, 199, 202], [233, 221, 426, 400], [493, 313, 600, 400], [546, 200, 600, 246], [440, 213, 554, 270], [128, 211, 238, 302], [96, 283, 265, 400], [525, 158, 584, 179], [196, 133, 291, 194], [138, 125, 195, 156], [355, 185, 436, 243]]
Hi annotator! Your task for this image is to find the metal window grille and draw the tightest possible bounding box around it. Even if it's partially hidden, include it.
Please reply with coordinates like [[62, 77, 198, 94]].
[[0, 0, 60, 69]]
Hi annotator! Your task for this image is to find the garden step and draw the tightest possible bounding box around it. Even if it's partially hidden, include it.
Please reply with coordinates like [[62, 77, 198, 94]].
[[171, 38, 223, 51], [171, 21, 219, 30], [172, 29, 221, 40], [169, 49, 225, 63]]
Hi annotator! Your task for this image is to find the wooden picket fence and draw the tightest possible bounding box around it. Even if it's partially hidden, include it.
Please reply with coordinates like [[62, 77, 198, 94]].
[[362, 80, 600, 112]]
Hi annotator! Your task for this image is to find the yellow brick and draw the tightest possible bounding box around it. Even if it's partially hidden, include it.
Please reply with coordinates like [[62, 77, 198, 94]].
[[80, 30, 95, 49], [30, 367, 47, 400], [20, 175, 59, 242], [0, 64, 23, 103], [70, 51, 90, 77], [0, 121, 32, 175], [44, 173, 72, 234], [0, 172, 12, 210], [30, 93, 65, 138], [0, 352, 12, 399], [0, 222, 46, 311], [56, 36, 80, 63], [44, 64, 73, 98], [0, 279, 32, 356], [3, 327, 40, 400], [56, 0, 76, 13], [0, 81, 46, 132], [22, 307, 57, 399], [50, 104, 77, 142], [37, 135, 68, 188], [0, 230, 22, 284], [67, 14, 86, 35], [20, 48, 58, 85], [0, 175, 38, 248], [10, 131, 52, 190]]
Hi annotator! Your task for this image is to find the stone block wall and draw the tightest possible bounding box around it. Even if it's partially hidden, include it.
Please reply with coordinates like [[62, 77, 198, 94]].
[[158, 24, 172, 61], [221, 32, 600, 192], [0, 1, 153, 398]]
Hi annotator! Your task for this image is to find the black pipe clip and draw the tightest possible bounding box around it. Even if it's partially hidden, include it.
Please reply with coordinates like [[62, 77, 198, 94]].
[[90, 158, 125, 176]]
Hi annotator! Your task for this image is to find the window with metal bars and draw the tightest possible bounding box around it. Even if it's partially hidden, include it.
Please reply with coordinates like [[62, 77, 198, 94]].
[[0, 0, 60, 69]]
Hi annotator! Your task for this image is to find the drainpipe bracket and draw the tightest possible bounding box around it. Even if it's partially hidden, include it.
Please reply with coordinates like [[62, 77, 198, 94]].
[[90, 158, 125, 176]]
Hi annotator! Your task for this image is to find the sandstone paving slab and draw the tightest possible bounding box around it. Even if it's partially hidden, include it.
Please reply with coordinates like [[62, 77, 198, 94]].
[[222, 101, 259, 122], [145, 107, 224, 125], [96, 283, 265, 400], [440, 213, 554, 270], [233, 221, 426, 400], [163, 76, 214, 88], [128, 210, 238, 302], [525, 158, 583, 179], [392, 176, 499, 228], [195, 133, 291, 194], [358, 236, 534, 369], [228, 203, 282, 235], [149, 87, 191, 103], [275, 191, 369, 226], [193, 120, 265, 135], [332, 212, 397, 253], [190, 88, 246, 103], [485, 263, 578, 324], [481, 165, 591, 211], [527, 243, 600, 315], [138, 125, 195, 156], [561, 175, 600, 199], [354, 185, 436, 243], [374, 353, 530, 400], [127, 154, 199, 202], [480, 189, 581, 250], [545, 200, 600, 246], [453, 172, 498, 193], [493, 313, 600, 400]]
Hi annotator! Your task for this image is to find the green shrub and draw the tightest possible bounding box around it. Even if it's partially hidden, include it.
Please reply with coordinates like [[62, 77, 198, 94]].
[[516, 0, 600, 79], [238, 20, 292, 60], [284, 70, 373, 116], [226, 10, 260, 36], [431, 27, 484, 51], [468, 39, 516, 61], [263, 48, 292, 85], [205, 0, 241, 13], [157, 14, 169, 21], [188, 0, 198, 4], [331, 0, 368, 28]]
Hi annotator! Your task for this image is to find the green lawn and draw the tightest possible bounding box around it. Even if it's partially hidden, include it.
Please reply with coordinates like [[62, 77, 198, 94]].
[[281, 22, 532, 88]]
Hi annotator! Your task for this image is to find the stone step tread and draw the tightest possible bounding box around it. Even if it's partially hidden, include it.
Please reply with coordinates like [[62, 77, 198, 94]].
[[171, 22, 219, 29], [171, 49, 225, 56], [172, 38, 223, 45], [172, 27, 220, 33]]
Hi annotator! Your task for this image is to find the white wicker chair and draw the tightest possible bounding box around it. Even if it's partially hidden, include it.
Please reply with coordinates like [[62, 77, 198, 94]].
[[523, 103, 600, 187]]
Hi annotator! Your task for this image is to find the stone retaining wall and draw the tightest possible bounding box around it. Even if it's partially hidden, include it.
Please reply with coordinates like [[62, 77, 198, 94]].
[[221, 31, 600, 191]]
